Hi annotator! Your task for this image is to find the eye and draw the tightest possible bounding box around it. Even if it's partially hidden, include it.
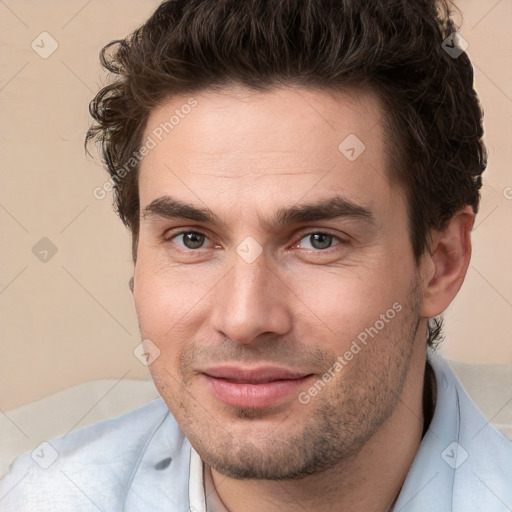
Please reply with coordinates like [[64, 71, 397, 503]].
[[168, 230, 211, 250], [296, 233, 342, 251]]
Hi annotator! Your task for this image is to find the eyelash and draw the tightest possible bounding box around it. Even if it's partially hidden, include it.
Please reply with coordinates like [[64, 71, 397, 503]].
[[163, 229, 348, 254]]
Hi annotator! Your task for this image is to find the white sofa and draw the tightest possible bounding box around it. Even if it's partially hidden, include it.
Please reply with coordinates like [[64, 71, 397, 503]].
[[1, 359, 511, 477]]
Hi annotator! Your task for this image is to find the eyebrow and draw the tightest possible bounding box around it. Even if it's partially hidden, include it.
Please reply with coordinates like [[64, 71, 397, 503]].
[[142, 194, 375, 230]]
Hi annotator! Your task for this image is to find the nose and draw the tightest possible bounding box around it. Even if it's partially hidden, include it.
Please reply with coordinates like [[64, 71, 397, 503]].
[[210, 253, 293, 345]]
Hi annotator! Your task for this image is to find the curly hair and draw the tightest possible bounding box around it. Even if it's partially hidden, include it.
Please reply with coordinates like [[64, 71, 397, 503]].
[[86, 0, 486, 347]]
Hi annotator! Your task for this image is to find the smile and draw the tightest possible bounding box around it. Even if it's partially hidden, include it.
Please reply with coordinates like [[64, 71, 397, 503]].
[[201, 366, 314, 408]]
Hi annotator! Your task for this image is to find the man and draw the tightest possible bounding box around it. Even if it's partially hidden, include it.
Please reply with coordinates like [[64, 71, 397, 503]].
[[1, 0, 510, 510]]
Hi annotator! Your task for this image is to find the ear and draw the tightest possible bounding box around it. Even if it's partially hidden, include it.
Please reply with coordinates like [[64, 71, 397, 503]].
[[420, 206, 475, 318]]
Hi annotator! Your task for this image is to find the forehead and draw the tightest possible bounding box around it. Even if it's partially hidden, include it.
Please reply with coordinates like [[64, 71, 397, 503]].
[[138, 86, 403, 225]]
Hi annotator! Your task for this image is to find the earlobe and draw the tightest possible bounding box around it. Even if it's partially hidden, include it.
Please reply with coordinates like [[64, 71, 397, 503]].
[[421, 206, 475, 318]]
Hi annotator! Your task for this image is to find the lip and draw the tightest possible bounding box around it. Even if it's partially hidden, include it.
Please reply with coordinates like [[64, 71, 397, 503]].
[[201, 366, 313, 408]]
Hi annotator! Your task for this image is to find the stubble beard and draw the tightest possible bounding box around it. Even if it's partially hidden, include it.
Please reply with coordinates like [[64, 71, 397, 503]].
[[152, 283, 422, 481]]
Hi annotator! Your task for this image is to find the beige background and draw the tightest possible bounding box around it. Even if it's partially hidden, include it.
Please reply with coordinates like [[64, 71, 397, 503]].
[[0, 0, 511, 411]]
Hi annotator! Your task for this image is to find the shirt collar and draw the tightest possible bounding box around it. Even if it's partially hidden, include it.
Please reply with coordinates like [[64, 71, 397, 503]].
[[189, 446, 229, 512], [391, 350, 460, 510], [189, 445, 206, 511]]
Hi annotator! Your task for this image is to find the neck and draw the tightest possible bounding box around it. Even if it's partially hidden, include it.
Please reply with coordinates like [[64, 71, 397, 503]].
[[210, 350, 429, 512]]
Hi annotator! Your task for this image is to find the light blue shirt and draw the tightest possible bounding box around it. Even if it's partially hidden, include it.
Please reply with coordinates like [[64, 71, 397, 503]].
[[1, 352, 511, 511]]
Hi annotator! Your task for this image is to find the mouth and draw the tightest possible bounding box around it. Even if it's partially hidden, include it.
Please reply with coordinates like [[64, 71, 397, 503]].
[[201, 366, 314, 408]]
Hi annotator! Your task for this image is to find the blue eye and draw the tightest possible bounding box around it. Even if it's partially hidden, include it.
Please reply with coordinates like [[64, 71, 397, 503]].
[[298, 233, 340, 250], [165, 230, 345, 254], [171, 231, 208, 250]]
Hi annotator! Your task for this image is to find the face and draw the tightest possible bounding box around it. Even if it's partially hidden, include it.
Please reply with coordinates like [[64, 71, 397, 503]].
[[133, 85, 426, 480]]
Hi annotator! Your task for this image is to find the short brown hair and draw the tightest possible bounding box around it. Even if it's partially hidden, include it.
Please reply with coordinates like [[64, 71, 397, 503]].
[[86, 0, 486, 346]]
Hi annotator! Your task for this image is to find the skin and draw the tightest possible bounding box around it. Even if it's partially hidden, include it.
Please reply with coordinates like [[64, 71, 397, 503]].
[[132, 85, 474, 512]]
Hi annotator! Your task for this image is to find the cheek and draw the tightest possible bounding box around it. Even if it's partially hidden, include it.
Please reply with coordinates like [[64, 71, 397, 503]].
[[133, 254, 222, 374], [289, 262, 409, 348], [134, 253, 210, 327]]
